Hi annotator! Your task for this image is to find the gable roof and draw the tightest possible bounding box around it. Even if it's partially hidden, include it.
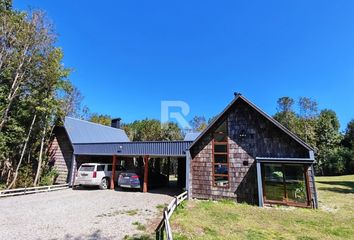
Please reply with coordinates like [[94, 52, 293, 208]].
[[64, 117, 130, 144], [189, 94, 315, 152], [184, 132, 201, 141]]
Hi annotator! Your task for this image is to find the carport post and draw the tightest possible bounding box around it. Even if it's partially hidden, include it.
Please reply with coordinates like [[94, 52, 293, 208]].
[[111, 155, 117, 190], [143, 156, 149, 193]]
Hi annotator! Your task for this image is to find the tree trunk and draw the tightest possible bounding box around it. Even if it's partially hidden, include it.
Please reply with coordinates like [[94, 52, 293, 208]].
[[7, 114, 37, 189], [33, 123, 47, 186], [0, 45, 31, 132]]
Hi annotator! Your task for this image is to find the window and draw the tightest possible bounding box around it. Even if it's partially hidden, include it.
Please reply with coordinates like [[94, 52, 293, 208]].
[[213, 121, 229, 187], [79, 165, 94, 172], [263, 163, 309, 206], [96, 165, 105, 171]]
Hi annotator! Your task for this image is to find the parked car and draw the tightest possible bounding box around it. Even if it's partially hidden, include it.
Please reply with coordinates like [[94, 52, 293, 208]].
[[118, 169, 168, 190], [118, 170, 142, 190], [74, 163, 125, 190]]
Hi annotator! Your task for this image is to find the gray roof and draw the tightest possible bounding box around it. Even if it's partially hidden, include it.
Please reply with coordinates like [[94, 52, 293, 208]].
[[64, 117, 130, 144], [73, 141, 193, 157], [184, 132, 201, 141], [189, 94, 315, 152]]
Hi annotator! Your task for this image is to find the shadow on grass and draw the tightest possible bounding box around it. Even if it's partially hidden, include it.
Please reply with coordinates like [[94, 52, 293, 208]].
[[317, 181, 354, 194]]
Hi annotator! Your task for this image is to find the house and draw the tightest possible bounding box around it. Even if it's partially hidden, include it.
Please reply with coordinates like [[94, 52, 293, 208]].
[[49, 93, 318, 208]]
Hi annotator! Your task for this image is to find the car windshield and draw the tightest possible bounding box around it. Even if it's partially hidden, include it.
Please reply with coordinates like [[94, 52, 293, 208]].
[[79, 165, 95, 172]]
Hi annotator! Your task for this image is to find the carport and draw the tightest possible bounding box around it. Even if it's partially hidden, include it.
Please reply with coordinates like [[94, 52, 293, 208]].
[[70, 141, 192, 193]]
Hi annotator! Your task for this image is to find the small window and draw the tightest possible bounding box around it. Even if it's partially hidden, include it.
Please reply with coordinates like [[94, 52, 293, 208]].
[[214, 155, 228, 163], [215, 133, 227, 143], [107, 165, 112, 171], [96, 165, 105, 171], [214, 144, 227, 153], [214, 164, 228, 174], [213, 121, 229, 187]]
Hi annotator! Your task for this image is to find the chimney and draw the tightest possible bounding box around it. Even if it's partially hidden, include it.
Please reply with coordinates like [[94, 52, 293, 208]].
[[111, 118, 121, 129]]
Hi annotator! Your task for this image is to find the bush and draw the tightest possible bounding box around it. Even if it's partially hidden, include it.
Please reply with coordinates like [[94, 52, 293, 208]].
[[39, 168, 59, 186], [16, 164, 34, 188]]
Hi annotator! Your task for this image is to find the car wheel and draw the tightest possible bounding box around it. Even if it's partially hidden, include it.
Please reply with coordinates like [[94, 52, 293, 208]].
[[99, 178, 109, 190]]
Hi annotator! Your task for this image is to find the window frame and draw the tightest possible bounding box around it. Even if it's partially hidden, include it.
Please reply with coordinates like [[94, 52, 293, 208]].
[[262, 163, 311, 207], [212, 121, 230, 188]]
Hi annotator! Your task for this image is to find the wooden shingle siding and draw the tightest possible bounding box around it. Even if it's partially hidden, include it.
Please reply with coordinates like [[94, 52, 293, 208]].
[[48, 127, 73, 184], [191, 99, 316, 205]]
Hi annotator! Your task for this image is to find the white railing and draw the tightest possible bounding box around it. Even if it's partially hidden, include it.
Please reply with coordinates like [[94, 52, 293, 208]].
[[156, 191, 188, 240], [0, 184, 69, 198]]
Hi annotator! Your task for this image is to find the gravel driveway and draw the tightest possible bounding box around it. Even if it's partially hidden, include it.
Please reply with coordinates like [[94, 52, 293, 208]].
[[0, 188, 174, 240]]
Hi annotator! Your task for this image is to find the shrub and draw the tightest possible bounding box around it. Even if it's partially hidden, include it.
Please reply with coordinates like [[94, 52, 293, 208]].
[[16, 164, 34, 188], [39, 168, 59, 186]]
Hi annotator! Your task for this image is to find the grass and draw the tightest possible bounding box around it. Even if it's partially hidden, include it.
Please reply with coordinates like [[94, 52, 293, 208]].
[[123, 234, 153, 240], [126, 209, 139, 216], [96, 209, 139, 218], [171, 175, 354, 240], [156, 203, 168, 211], [133, 221, 147, 231]]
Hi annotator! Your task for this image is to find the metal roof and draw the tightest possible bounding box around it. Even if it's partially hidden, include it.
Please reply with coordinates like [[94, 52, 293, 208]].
[[184, 132, 201, 141], [256, 157, 315, 163], [73, 141, 193, 157], [64, 117, 130, 144], [189, 94, 315, 152]]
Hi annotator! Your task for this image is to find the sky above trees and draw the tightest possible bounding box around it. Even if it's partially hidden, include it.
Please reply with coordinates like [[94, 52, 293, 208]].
[[14, 0, 354, 130]]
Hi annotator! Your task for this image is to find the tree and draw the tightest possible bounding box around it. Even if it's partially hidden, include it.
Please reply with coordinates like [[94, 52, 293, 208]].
[[274, 97, 298, 131], [189, 116, 207, 132], [315, 110, 342, 175], [342, 119, 354, 148], [341, 119, 354, 174], [276, 97, 294, 113], [123, 119, 182, 141], [0, 3, 72, 188], [89, 113, 111, 126], [297, 97, 318, 149]]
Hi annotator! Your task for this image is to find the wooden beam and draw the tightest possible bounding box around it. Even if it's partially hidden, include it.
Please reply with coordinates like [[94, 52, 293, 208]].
[[143, 156, 149, 193], [111, 155, 117, 190], [167, 157, 170, 187]]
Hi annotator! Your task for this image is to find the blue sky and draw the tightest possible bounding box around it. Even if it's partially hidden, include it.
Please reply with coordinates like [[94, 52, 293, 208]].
[[15, 1, 354, 130]]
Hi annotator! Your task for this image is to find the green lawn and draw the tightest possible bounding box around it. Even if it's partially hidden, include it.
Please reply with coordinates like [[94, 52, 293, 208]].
[[170, 175, 354, 240]]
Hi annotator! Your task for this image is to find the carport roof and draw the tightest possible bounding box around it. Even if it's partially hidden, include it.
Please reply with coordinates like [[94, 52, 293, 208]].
[[73, 141, 193, 157]]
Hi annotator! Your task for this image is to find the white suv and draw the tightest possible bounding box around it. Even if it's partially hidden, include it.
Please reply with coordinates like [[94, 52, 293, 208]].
[[74, 163, 125, 190]]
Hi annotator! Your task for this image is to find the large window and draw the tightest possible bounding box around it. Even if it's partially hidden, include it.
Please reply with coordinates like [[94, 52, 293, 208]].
[[263, 163, 309, 206], [213, 121, 229, 187]]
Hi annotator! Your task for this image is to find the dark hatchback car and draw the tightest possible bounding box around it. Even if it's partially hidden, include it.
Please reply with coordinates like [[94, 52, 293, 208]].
[[118, 170, 167, 190], [118, 171, 141, 189]]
